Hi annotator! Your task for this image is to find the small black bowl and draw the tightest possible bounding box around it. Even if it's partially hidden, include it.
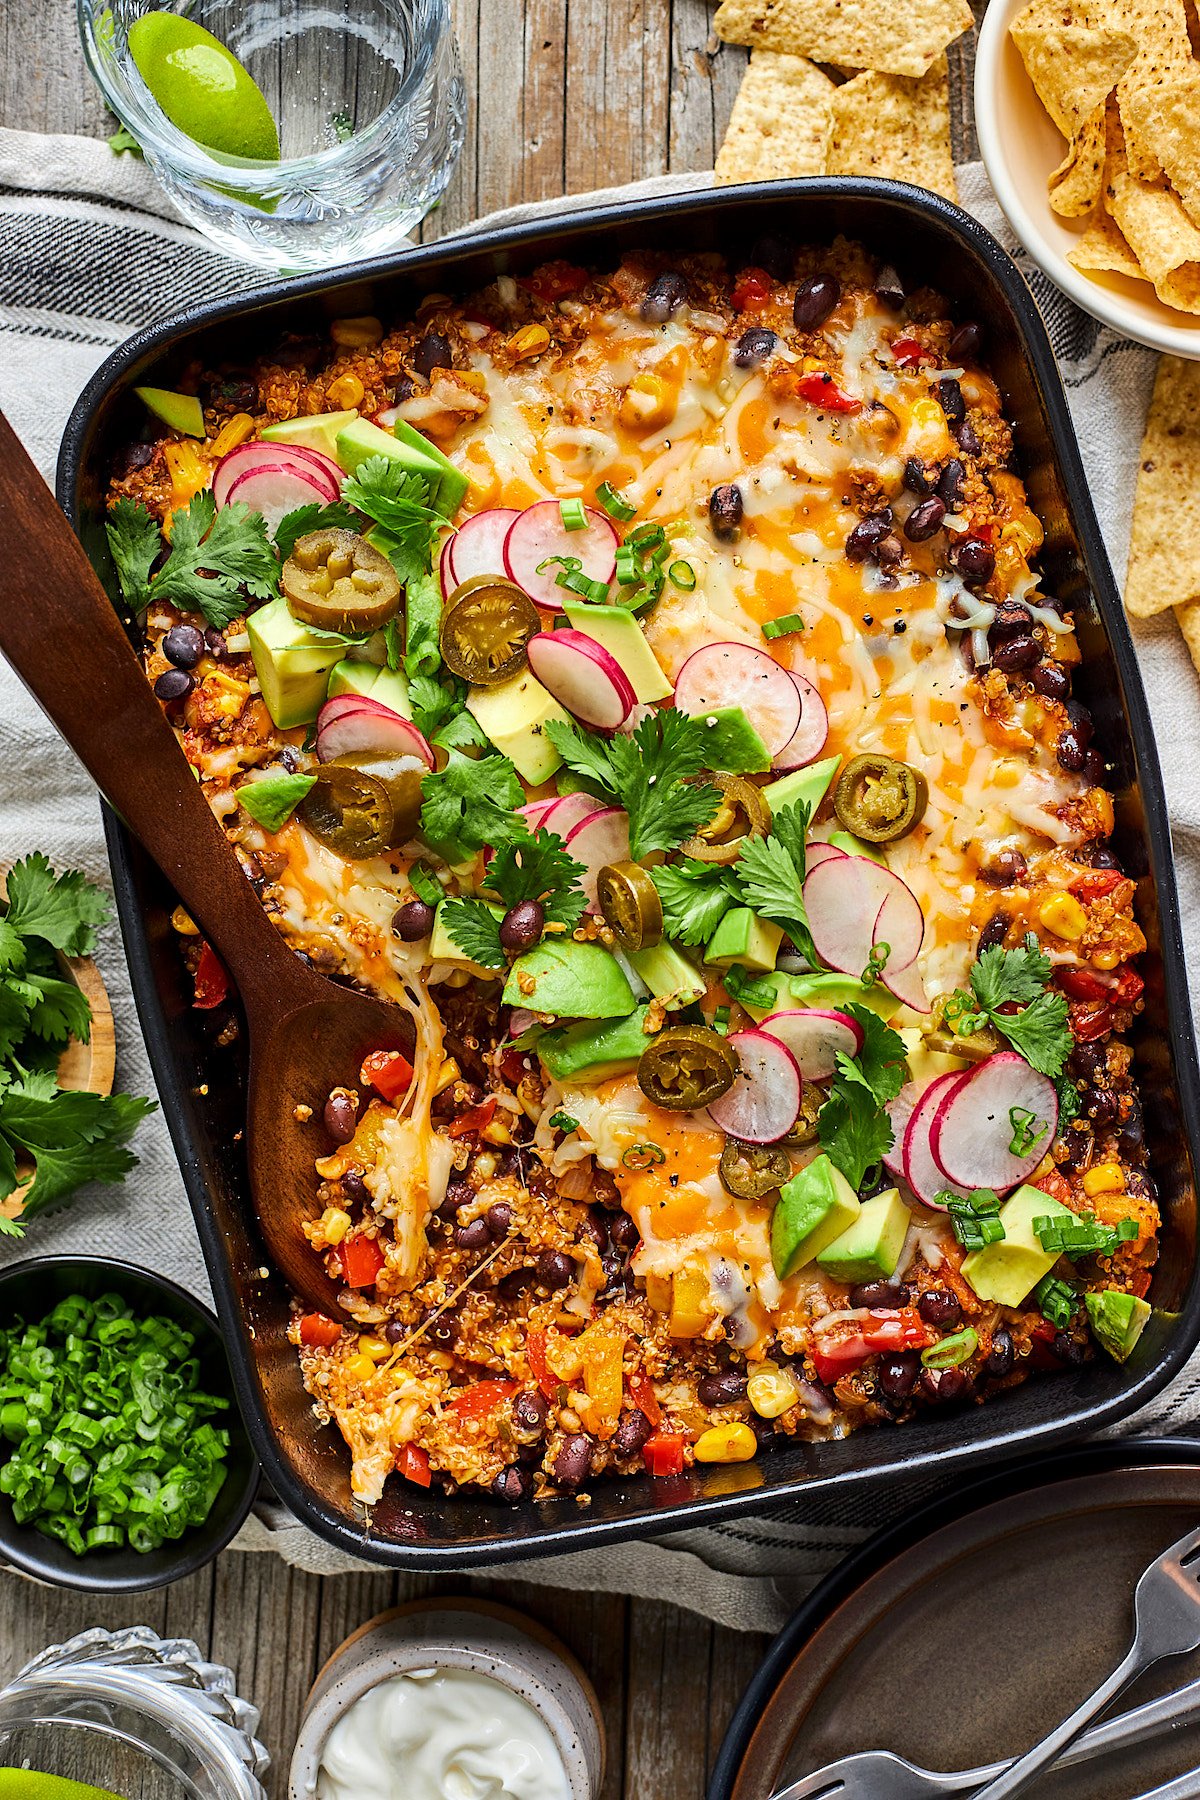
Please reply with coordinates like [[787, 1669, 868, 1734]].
[[0, 1255, 258, 1591]]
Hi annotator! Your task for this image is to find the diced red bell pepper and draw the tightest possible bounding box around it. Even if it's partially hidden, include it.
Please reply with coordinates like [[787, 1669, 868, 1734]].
[[192, 943, 229, 1010], [811, 1308, 931, 1385], [1071, 868, 1124, 902], [626, 1369, 662, 1427], [795, 371, 861, 413], [500, 1048, 528, 1086], [448, 1378, 518, 1421], [890, 335, 927, 368], [731, 268, 773, 311], [526, 1329, 559, 1402], [447, 1096, 498, 1138], [298, 1313, 343, 1348], [1069, 1000, 1115, 1043], [519, 260, 588, 304], [1057, 967, 1110, 1003], [360, 1048, 414, 1105], [1111, 966, 1145, 1006], [643, 1431, 686, 1478], [336, 1231, 386, 1289], [395, 1442, 432, 1488]]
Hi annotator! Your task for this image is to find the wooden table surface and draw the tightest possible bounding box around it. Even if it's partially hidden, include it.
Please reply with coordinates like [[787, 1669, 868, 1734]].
[[0, 6, 772, 1796]]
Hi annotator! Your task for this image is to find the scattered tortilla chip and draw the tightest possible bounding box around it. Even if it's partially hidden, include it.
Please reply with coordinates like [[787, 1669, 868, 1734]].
[[1049, 107, 1107, 217], [716, 52, 836, 183], [1175, 597, 1200, 676], [711, 0, 972, 78], [1126, 356, 1200, 619], [1108, 169, 1200, 311], [1117, 67, 1200, 229], [1010, 15, 1137, 139], [825, 57, 958, 201], [1113, 0, 1191, 180], [1067, 206, 1147, 279]]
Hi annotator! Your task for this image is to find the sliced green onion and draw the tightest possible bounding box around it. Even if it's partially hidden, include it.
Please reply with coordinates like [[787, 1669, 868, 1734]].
[[712, 1005, 731, 1034], [548, 1110, 579, 1133], [762, 613, 805, 641], [667, 560, 696, 591], [1008, 1106, 1049, 1158], [943, 1187, 1005, 1251], [408, 861, 443, 907], [921, 1328, 978, 1369], [556, 568, 610, 603], [597, 481, 638, 522], [627, 521, 666, 550], [560, 498, 588, 531], [615, 549, 640, 587], [1034, 1273, 1078, 1328], [1033, 1211, 1139, 1259]]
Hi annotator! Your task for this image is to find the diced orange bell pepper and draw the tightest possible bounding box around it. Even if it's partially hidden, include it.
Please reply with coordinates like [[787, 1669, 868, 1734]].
[[581, 1320, 626, 1427], [448, 1379, 518, 1421], [337, 1231, 385, 1289], [526, 1329, 559, 1402], [626, 1370, 662, 1427], [643, 1432, 686, 1478], [669, 1267, 710, 1339], [395, 1442, 432, 1488], [192, 943, 229, 1010], [298, 1313, 343, 1348], [360, 1048, 414, 1105]]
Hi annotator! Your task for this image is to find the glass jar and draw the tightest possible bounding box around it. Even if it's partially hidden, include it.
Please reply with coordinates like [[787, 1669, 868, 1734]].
[[0, 1627, 269, 1800]]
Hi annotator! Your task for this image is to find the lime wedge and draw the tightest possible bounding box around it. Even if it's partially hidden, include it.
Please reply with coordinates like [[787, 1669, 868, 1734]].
[[0, 1774, 125, 1800], [128, 11, 280, 161]]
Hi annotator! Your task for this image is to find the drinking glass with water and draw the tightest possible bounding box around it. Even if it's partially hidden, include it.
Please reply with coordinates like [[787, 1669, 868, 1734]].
[[78, 1, 465, 272]]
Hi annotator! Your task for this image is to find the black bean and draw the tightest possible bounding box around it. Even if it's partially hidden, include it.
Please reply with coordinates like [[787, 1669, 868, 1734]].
[[497, 1269, 533, 1301], [439, 1177, 472, 1219], [154, 669, 193, 703], [1088, 843, 1123, 871], [380, 1320, 404, 1345], [937, 458, 966, 507], [208, 373, 258, 412], [920, 1366, 973, 1403], [413, 330, 452, 380], [918, 1289, 963, 1328], [641, 271, 690, 323], [977, 911, 1012, 956], [205, 627, 227, 659], [846, 510, 894, 562], [609, 1211, 640, 1252], [904, 496, 946, 542], [989, 602, 1032, 642], [992, 634, 1041, 673], [709, 484, 744, 540], [1119, 1098, 1145, 1156], [611, 1410, 654, 1457], [117, 441, 156, 477], [1056, 729, 1088, 773], [454, 1217, 492, 1252], [427, 1317, 456, 1349], [1087, 1088, 1118, 1127], [1081, 749, 1106, 785], [392, 900, 435, 942], [936, 378, 965, 423], [875, 533, 904, 570], [1065, 698, 1093, 737], [1051, 1331, 1088, 1367], [751, 234, 793, 281], [903, 456, 936, 496], [535, 1247, 574, 1291], [342, 1169, 367, 1204], [697, 1371, 749, 1406], [875, 264, 906, 309], [323, 1092, 357, 1144], [163, 624, 206, 669], [949, 538, 996, 584], [492, 1465, 533, 1504], [553, 1433, 594, 1488], [513, 1389, 549, 1434], [987, 848, 1028, 886], [949, 320, 983, 361], [1068, 1041, 1106, 1083], [486, 1202, 514, 1238], [877, 1351, 921, 1403], [793, 273, 841, 330], [500, 900, 545, 953], [734, 326, 778, 368], [985, 1326, 1015, 1378], [1032, 662, 1070, 701], [849, 1280, 910, 1309], [394, 374, 417, 404], [954, 419, 982, 456]]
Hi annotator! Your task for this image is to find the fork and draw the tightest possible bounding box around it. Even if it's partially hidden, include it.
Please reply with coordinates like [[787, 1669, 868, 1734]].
[[772, 1523, 1200, 1800]]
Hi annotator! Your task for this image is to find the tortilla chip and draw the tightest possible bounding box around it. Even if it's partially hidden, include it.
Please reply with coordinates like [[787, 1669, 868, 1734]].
[[1010, 16, 1137, 139], [1117, 67, 1200, 228], [1175, 598, 1200, 677], [1126, 356, 1200, 619], [715, 52, 836, 183], [825, 57, 958, 200], [1108, 169, 1200, 311], [1113, 0, 1191, 179], [711, 0, 972, 78], [1049, 107, 1107, 217], [1067, 206, 1147, 279]]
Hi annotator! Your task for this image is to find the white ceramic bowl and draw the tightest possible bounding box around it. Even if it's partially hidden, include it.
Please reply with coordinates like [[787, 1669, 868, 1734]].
[[975, 0, 1200, 358]]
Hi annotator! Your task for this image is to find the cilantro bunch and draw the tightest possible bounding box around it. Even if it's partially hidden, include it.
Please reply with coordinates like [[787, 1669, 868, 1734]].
[[945, 936, 1073, 1078], [817, 1006, 908, 1191], [649, 801, 817, 963], [0, 856, 155, 1234], [546, 709, 721, 860]]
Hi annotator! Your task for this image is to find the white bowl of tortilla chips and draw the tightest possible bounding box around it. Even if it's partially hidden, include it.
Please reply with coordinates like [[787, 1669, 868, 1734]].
[[975, 0, 1200, 357]]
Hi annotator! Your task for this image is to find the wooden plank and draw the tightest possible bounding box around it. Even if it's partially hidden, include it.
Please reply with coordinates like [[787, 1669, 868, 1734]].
[[0, 5, 110, 142], [624, 1596, 713, 1800], [209, 1552, 321, 1799], [565, 0, 673, 195]]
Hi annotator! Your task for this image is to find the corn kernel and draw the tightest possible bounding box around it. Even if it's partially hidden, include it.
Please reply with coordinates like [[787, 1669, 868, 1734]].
[[434, 1057, 461, 1095], [344, 1354, 377, 1382], [1083, 1162, 1126, 1197], [1038, 893, 1088, 942], [357, 1335, 391, 1361], [327, 373, 365, 411], [322, 1207, 352, 1246], [909, 397, 945, 433], [747, 1361, 800, 1419], [619, 373, 674, 430], [457, 369, 489, 395], [210, 412, 256, 458], [482, 1117, 513, 1146], [1091, 789, 1115, 836], [1092, 949, 1121, 971], [331, 315, 383, 349], [510, 323, 551, 361], [171, 905, 200, 936], [694, 1423, 758, 1464]]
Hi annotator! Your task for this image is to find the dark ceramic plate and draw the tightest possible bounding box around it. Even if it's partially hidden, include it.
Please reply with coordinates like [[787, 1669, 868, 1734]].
[[712, 1438, 1200, 1800], [57, 179, 1200, 1567], [0, 1256, 258, 1591]]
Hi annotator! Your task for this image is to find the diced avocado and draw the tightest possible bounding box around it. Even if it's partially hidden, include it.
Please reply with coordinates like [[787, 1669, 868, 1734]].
[[816, 1187, 911, 1283], [466, 670, 570, 785], [262, 408, 358, 463], [763, 754, 840, 821], [370, 665, 413, 717], [706, 906, 785, 973], [735, 969, 901, 1024], [503, 940, 636, 1020], [388, 416, 471, 517], [627, 943, 706, 1008], [135, 385, 204, 438], [1085, 1290, 1152, 1362], [326, 660, 414, 718], [429, 900, 504, 980], [561, 600, 672, 703], [335, 417, 443, 500], [248, 595, 345, 728], [691, 706, 771, 775], [538, 1007, 651, 1081], [828, 829, 886, 867], [771, 1154, 861, 1279], [961, 1185, 1075, 1307]]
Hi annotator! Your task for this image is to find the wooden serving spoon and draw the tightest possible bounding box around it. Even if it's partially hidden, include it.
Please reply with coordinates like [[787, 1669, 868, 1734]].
[[0, 408, 414, 1316]]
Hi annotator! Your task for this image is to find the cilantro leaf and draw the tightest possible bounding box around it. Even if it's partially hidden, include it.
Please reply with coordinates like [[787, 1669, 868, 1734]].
[[0, 921, 24, 975], [154, 492, 280, 629], [342, 458, 448, 586], [996, 987, 1073, 1078], [5, 854, 110, 956], [546, 708, 720, 859], [0, 1087, 156, 1218], [432, 707, 488, 753], [732, 803, 815, 963], [482, 830, 587, 933], [17, 972, 93, 1046], [274, 500, 363, 564], [0, 987, 29, 1062], [235, 772, 317, 833], [545, 717, 622, 796], [650, 861, 736, 946], [836, 1006, 908, 1105], [770, 803, 811, 880], [949, 935, 1073, 1079], [971, 938, 1053, 1012], [403, 567, 444, 681], [105, 497, 161, 609], [419, 751, 524, 860], [437, 898, 505, 971], [817, 1007, 907, 1190]]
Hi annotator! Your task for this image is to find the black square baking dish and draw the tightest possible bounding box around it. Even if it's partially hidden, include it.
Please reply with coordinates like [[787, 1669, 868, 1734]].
[[58, 180, 1200, 1567]]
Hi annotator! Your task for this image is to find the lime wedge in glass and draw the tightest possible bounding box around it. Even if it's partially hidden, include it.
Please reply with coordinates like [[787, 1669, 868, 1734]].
[[0, 1775, 125, 1800], [128, 11, 280, 160]]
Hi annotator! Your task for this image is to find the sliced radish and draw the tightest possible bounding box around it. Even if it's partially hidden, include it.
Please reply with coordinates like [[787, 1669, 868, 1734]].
[[930, 1052, 1059, 1193], [519, 798, 561, 831], [439, 533, 456, 600], [448, 508, 521, 590], [758, 1008, 863, 1081], [277, 441, 344, 490], [872, 880, 924, 974], [213, 441, 338, 510], [526, 630, 636, 731], [564, 807, 631, 911], [884, 1080, 925, 1178], [508, 1007, 539, 1038], [803, 854, 894, 979], [902, 1072, 972, 1208], [315, 696, 435, 769], [881, 955, 930, 1014], [772, 671, 830, 772], [674, 643, 802, 759], [538, 792, 605, 839], [805, 841, 847, 871], [707, 1031, 802, 1143], [504, 501, 618, 612], [223, 461, 337, 535]]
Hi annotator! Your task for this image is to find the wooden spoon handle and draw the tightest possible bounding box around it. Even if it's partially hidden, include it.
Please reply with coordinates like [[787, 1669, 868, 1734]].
[[0, 408, 292, 987]]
